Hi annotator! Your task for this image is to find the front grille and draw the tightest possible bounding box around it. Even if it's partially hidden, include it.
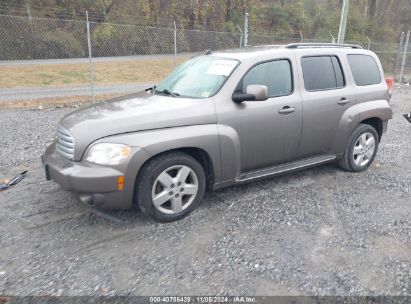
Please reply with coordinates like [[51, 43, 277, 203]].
[[56, 124, 75, 160]]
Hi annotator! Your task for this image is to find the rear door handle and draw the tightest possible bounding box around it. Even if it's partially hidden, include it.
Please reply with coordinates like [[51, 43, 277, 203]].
[[278, 106, 295, 114], [337, 98, 350, 105]]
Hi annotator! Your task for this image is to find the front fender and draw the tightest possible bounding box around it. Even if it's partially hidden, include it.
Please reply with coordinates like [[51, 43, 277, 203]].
[[216, 124, 241, 185], [93, 124, 222, 197], [330, 100, 392, 154]]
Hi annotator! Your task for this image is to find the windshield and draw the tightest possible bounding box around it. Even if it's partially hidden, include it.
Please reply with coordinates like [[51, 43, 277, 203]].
[[155, 56, 239, 99]]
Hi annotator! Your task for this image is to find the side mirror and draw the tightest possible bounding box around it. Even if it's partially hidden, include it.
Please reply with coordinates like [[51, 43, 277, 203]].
[[232, 85, 269, 103]]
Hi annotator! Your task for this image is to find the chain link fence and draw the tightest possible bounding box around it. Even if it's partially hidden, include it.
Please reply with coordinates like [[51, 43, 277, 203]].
[[0, 14, 243, 60], [0, 15, 87, 60], [395, 32, 411, 84], [248, 33, 403, 78], [0, 14, 409, 106]]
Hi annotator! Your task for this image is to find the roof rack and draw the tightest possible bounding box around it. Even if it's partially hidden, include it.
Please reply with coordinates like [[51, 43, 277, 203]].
[[286, 43, 363, 49]]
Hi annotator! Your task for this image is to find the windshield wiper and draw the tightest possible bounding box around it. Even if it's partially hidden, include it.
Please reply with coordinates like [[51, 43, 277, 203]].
[[145, 84, 156, 93], [154, 88, 180, 97]]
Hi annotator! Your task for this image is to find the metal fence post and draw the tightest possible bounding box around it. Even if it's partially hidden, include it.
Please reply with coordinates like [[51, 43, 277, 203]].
[[299, 31, 303, 43], [399, 30, 410, 84], [26, 1, 32, 21], [173, 21, 177, 65], [394, 32, 405, 82], [244, 12, 249, 47], [237, 24, 243, 48], [86, 11, 95, 103], [367, 37, 371, 50], [330, 32, 335, 44]]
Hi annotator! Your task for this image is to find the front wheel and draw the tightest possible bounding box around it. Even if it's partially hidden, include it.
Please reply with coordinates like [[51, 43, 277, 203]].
[[338, 124, 379, 172], [135, 152, 206, 222]]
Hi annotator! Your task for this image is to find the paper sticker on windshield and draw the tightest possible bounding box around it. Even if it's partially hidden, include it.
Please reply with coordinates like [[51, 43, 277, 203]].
[[206, 60, 237, 76]]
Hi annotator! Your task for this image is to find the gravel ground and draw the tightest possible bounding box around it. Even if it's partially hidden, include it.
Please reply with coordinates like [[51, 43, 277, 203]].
[[0, 91, 410, 296]]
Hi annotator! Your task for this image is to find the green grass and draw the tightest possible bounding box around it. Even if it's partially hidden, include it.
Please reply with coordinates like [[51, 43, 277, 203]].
[[0, 57, 189, 88]]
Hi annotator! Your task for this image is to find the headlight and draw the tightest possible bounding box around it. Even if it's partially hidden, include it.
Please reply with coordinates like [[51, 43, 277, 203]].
[[85, 143, 131, 165]]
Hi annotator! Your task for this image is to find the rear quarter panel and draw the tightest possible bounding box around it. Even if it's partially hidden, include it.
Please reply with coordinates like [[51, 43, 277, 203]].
[[330, 99, 392, 154], [330, 49, 392, 154]]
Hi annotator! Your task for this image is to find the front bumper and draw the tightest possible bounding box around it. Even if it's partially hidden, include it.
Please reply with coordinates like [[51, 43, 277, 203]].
[[42, 143, 132, 209]]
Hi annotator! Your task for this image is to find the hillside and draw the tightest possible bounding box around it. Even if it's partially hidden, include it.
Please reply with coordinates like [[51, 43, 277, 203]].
[[1, 0, 410, 42]]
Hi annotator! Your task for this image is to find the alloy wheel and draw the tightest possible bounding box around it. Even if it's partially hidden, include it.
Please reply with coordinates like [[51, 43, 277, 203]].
[[151, 165, 199, 215], [352, 132, 376, 167]]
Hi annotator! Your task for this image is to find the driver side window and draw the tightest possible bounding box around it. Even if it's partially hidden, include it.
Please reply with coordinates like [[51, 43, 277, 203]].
[[239, 59, 293, 97]]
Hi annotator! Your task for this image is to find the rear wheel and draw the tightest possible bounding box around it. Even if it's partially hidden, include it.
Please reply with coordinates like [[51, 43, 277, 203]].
[[135, 152, 206, 222], [338, 124, 379, 172]]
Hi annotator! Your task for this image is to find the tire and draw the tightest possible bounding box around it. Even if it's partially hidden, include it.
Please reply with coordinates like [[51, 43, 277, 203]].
[[338, 124, 379, 172], [135, 151, 206, 222]]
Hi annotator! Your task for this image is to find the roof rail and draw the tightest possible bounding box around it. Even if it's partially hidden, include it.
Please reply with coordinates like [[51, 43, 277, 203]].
[[286, 43, 363, 49], [252, 44, 284, 48]]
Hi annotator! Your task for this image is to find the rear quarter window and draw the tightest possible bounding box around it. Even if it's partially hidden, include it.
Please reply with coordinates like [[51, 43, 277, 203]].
[[347, 54, 381, 86]]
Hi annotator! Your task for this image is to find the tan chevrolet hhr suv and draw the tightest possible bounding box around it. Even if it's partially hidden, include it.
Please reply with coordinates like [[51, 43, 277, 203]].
[[42, 43, 393, 222]]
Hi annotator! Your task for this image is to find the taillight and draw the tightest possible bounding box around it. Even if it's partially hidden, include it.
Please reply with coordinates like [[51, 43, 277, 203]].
[[385, 77, 394, 102], [385, 77, 394, 90]]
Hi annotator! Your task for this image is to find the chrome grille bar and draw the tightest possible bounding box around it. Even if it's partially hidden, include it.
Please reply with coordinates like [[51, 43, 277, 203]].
[[56, 125, 75, 160]]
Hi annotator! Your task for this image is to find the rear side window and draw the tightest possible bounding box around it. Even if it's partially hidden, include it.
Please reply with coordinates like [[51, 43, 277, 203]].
[[241, 59, 293, 97], [347, 54, 381, 86], [301, 56, 345, 91]]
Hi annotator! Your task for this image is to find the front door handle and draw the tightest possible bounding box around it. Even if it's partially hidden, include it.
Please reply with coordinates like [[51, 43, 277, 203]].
[[337, 97, 350, 105], [279, 106, 295, 114]]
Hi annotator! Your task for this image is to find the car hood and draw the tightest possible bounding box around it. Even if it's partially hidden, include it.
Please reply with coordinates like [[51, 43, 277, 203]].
[[59, 91, 216, 160]]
